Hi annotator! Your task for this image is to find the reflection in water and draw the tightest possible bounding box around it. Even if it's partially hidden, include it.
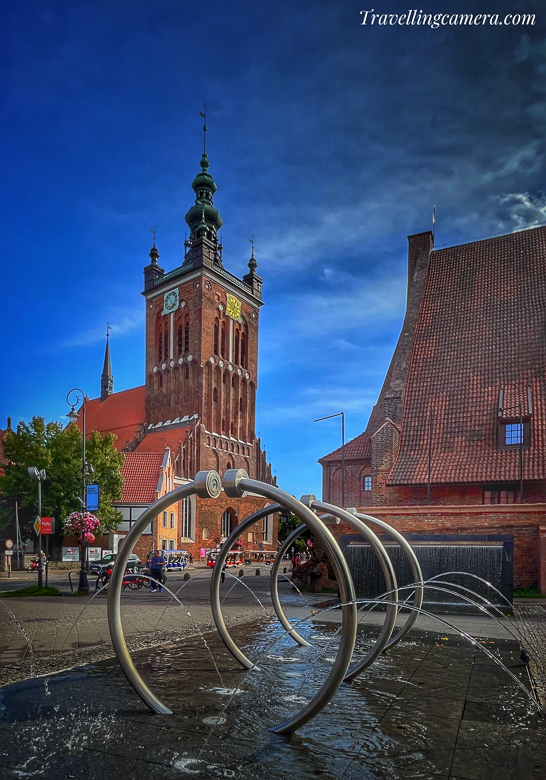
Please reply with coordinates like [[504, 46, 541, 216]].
[[0, 619, 539, 780]]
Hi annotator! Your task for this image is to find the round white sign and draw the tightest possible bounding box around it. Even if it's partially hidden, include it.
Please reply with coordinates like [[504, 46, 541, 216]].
[[5, 539, 13, 549]]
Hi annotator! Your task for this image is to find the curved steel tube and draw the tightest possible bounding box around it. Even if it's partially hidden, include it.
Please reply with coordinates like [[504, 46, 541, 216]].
[[214, 472, 358, 734], [353, 511, 423, 651], [107, 481, 198, 714], [210, 503, 286, 669], [270, 524, 311, 646], [307, 501, 398, 681]]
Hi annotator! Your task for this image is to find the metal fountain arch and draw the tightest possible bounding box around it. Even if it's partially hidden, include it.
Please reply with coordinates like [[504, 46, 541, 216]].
[[107, 469, 537, 733]]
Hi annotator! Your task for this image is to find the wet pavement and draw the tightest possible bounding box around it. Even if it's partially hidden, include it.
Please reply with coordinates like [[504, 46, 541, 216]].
[[0, 618, 545, 780], [1, 571, 545, 778]]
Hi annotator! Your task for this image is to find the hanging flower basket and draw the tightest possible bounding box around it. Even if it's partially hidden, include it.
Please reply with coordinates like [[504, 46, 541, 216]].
[[83, 532, 96, 544], [63, 511, 100, 536]]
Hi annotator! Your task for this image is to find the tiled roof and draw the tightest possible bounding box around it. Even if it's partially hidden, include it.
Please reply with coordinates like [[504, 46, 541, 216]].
[[134, 425, 192, 453], [319, 431, 372, 463], [119, 452, 164, 503], [78, 386, 146, 450], [389, 226, 546, 485]]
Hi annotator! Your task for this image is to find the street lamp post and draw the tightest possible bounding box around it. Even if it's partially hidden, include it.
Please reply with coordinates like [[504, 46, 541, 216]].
[[27, 467, 46, 588], [66, 388, 94, 594], [314, 412, 345, 509]]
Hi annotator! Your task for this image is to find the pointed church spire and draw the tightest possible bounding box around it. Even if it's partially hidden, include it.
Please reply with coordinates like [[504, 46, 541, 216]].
[[101, 326, 113, 401], [247, 236, 258, 272], [243, 236, 263, 300]]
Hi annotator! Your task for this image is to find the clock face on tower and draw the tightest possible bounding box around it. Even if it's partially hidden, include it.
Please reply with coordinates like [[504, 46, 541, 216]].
[[226, 294, 242, 321], [163, 288, 179, 315]]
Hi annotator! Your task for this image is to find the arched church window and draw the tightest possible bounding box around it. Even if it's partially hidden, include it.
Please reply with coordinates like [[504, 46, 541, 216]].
[[221, 326, 226, 358], [185, 323, 190, 352], [240, 334, 246, 369], [363, 475, 372, 491], [213, 387, 218, 402], [164, 328, 169, 358], [202, 526, 210, 541], [178, 326, 183, 355], [214, 322, 219, 355], [159, 333, 163, 362], [235, 331, 240, 365], [220, 510, 232, 538]]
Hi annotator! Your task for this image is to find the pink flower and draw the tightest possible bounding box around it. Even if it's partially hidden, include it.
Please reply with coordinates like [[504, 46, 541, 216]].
[[63, 511, 100, 536]]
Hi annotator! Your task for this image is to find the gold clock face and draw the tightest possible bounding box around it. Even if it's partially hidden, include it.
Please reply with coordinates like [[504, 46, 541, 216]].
[[226, 294, 242, 321]]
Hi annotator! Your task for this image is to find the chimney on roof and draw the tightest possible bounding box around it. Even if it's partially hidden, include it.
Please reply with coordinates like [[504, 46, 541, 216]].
[[407, 231, 433, 308], [101, 329, 114, 401], [6, 417, 11, 430]]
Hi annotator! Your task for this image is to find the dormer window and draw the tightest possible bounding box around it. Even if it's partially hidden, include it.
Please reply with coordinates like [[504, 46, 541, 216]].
[[498, 420, 530, 449]]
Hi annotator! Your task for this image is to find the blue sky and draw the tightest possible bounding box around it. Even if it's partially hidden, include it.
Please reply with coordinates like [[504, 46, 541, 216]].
[[2, 0, 546, 498]]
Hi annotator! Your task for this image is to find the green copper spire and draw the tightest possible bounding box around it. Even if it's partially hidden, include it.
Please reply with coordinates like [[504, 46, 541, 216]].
[[184, 153, 223, 237]]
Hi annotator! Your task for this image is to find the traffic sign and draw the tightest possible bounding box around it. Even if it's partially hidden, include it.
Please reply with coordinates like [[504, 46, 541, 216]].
[[33, 518, 41, 535], [5, 539, 13, 549], [5, 550, 13, 556]]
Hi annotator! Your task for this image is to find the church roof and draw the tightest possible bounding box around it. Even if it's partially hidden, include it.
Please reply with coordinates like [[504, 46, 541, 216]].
[[119, 452, 164, 503], [134, 425, 191, 453], [389, 225, 546, 485], [80, 386, 146, 450], [319, 431, 372, 463]]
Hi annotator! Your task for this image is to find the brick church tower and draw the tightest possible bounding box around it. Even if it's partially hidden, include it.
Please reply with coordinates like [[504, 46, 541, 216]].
[[138, 148, 271, 483]]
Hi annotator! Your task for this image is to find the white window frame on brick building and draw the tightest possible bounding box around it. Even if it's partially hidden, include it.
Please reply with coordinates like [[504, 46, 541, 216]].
[[181, 496, 194, 541], [363, 475, 372, 491]]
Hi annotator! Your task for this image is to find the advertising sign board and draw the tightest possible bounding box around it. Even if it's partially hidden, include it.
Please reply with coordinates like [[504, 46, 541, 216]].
[[62, 547, 80, 562], [40, 518, 54, 535], [86, 484, 99, 511], [88, 547, 102, 561]]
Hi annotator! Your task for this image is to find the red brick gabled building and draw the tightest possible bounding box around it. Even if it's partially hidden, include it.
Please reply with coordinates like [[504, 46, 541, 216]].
[[319, 226, 546, 590], [75, 147, 277, 558]]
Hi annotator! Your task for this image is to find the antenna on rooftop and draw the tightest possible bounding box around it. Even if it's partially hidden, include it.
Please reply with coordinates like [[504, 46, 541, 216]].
[[432, 205, 436, 240]]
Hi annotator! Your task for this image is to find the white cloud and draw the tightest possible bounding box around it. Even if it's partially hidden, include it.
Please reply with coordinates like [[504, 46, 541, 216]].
[[482, 142, 542, 182], [58, 311, 144, 349], [492, 192, 546, 230]]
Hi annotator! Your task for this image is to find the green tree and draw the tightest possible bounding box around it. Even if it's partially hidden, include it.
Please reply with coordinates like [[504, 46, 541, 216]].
[[0, 417, 124, 536], [278, 512, 310, 548]]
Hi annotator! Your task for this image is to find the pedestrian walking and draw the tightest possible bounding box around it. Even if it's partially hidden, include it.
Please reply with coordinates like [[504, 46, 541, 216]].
[[189, 553, 193, 565], [150, 549, 165, 593]]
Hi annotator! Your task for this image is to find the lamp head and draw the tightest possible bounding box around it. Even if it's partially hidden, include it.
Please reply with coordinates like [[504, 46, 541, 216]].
[[67, 407, 79, 424], [27, 467, 39, 481]]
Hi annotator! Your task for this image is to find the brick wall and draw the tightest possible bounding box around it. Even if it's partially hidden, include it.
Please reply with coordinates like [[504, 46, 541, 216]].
[[330, 503, 546, 591]]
